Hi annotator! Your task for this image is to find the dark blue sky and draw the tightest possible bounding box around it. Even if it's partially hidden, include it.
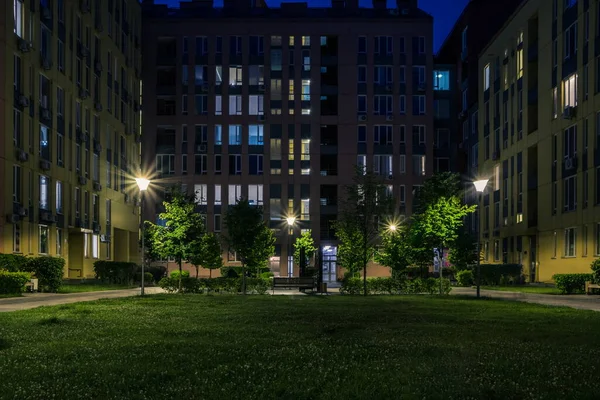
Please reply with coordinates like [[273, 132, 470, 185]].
[[156, 0, 468, 52]]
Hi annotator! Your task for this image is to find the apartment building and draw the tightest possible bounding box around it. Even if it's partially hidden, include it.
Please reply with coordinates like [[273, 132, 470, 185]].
[[141, 0, 435, 282], [477, 0, 600, 282], [0, 0, 143, 278], [436, 0, 525, 234]]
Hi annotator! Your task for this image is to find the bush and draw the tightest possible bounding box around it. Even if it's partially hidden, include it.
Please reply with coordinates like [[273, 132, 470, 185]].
[[143, 265, 167, 283], [246, 277, 270, 295], [0, 254, 29, 272], [405, 266, 429, 279], [340, 276, 451, 296], [456, 270, 474, 287], [340, 277, 365, 295], [0, 270, 32, 294], [93, 261, 137, 284], [480, 264, 523, 286], [553, 273, 593, 294], [170, 270, 190, 279], [591, 259, 600, 284], [135, 272, 154, 284], [25, 256, 64, 292]]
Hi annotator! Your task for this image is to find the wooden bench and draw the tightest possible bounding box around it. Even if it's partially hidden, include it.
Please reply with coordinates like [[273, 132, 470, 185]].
[[24, 281, 34, 292], [272, 277, 316, 294], [585, 281, 600, 295]]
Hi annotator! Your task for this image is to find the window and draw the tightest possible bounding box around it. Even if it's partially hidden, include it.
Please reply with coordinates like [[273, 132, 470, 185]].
[[357, 66, 366, 83], [13, 109, 21, 148], [413, 125, 426, 145], [412, 95, 426, 115], [461, 27, 468, 55], [229, 154, 242, 175], [357, 95, 367, 113], [14, 0, 24, 37], [374, 125, 393, 145], [228, 185, 242, 205], [40, 124, 50, 160], [13, 165, 21, 204], [229, 66, 242, 86], [249, 65, 264, 86], [39, 225, 49, 254], [230, 36, 242, 55], [196, 36, 208, 55], [563, 176, 577, 212], [357, 155, 367, 174], [228, 125, 242, 145], [301, 36, 310, 46], [552, 87, 558, 119], [483, 64, 490, 90], [92, 234, 99, 259], [564, 22, 578, 60], [249, 155, 263, 175], [374, 95, 393, 115], [215, 154, 222, 174], [416, 36, 426, 54], [564, 125, 577, 158], [563, 74, 578, 107], [195, 95, 208, 115], [374, 36, 392, 55], [248, 184, 263, 205], [214, 125, 222, 145], [358, 126, 367, 143], [399, 95, 406, 114], [39, 175, 49, 210], [56, 228, 62, 256], [182, 154, 188, 175], [249, 95, 264, 115], [358, 36, 367, 53], [156, 154, 175, 176], [583, 225, 588, 257], [462, 89, 468, 111], [214, 215, 222, 232], [229, 95, 242, 115], [195, 154, 207, 175], [194, 184, 207, 205], [412, 155, 426, 176], [373, 155, 393, 177], [215, 95, 222, 115], [399, 155, 406, 174], [374, 65, 393, 85], [433, 70, 449, 90], [56, 181, 62, 214], [301, 199, 310, 220], [564, 228, 576, 257]]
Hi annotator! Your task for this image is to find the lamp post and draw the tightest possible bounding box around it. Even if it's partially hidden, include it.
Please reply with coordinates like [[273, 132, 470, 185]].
[[135, 177, 150, 296], [286, 216, 296, 277], [473, 179, 489, 299]]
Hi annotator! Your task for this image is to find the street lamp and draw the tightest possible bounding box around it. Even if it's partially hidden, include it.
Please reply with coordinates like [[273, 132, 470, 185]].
[[388, 224, 397, 232], [135, 177, 150, 296], [473, 179, 489, 299], [286, 216, 296, 277]]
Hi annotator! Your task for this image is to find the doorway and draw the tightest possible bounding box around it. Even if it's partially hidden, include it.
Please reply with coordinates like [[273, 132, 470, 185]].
[[322, 246, 337, 283]]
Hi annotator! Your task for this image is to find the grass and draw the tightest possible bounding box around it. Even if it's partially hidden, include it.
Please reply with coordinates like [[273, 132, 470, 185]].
[[1, 295, 600, 399], [0, 294, 22, 299], [57, 283, 136, 294], [481, 285, 562, 295]]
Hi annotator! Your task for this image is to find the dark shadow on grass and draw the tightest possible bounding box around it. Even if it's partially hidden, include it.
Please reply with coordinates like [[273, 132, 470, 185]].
[[39, 316, 66, 325], [0, 338, 11, 351]]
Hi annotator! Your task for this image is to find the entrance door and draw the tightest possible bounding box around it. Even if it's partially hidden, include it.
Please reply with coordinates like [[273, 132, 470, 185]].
[[322, 246, 337, 283]]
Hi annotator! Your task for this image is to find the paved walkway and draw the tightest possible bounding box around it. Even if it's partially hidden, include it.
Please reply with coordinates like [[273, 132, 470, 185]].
[[451, 287, 600, 312]]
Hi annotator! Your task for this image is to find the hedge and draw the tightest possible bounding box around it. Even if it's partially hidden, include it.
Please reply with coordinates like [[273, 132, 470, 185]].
[[0, 254, 30, 272], [340, 277, 452, 296], [0, 270, 32, 294], [479, 264, 523, 286], [158, 276, 271, 295], [24, 256, 64, 292], [456, 270, 474, 287], [553, 273, 593, 294], [93, 261, 137, 284]]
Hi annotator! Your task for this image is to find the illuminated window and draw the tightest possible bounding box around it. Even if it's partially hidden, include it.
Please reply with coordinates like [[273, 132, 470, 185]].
[[564, 228, 576, 257], [301, 139, 310, 161], [39, 225, 49, 254], [357, 155, 366, 174], [288, 139, 294, 160], [92, 234, 99, 259], [14, 0, 24, 37], [483, 64, 490, 90], [301, 199, 310, 220], [563, 74, 578, 107], [288, 79, 295, 100], [301, 36, 310, 46]]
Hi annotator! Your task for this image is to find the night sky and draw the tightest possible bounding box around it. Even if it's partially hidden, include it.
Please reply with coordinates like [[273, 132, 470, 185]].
[[155, 0, 469, 52]]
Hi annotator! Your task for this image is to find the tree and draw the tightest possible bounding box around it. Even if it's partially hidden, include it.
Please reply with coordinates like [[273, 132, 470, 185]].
[[414, 172, 461, 214], [224, 199, 275, 294], [146, 186, 205, 290], [141, 222, 161, 263], [188, 233, 223, 278], [410, 196, 476, 292], [293, 230, 317, 277], [375, 226, 412, 276], [336, 167, 393, 295], [448, 230, 479, 270]]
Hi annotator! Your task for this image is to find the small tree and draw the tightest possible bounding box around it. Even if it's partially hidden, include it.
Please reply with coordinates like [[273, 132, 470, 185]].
[[375, 226, 412, 277], [336, 167, 392, 295], [448, 230, 479, 270], [413, 172, 461, 214], [293, 230, 317, 277], [147, 186, 205, 290], [224, 199, 275, 294], [201, 233, 223, 278]]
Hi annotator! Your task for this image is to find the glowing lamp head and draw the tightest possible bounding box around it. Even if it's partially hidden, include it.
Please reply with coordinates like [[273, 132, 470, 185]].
[[473, 179, 489, 193], [389, 224, 397, 232], [286, 216, 296, 226], [135, 178, 151, 191]]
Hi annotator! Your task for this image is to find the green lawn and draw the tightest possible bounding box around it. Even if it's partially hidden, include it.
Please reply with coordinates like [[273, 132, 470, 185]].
[[0, 294, 22, 299], [57, 283, 136, 293], [1, 295, 600, 399], [481, 285, 562, 295]]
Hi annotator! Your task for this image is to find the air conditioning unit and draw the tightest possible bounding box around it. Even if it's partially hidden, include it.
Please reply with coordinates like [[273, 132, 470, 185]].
[[93, 181, 102, 191], [18, 207, 28, 217], [100, 234, 111, 243], [42, 58, 52, 70], [198, 144, 207, 153], [6, 214, 19, 224], [564, 157, 574, 170], [40, 211, 52, 222], [94, 141, 102, 153], [201, 84, 209, 92], [401, 8, 409, 15], [259, 84, 266, 91], [385, 84, 393, 92], [386, 114, 394, 121], [358, 114, 367, 122], [40, 159, 51, 170], [18, 38, 31, 52], [78, 176, 87, 185], [79, 87, 88, 99], [418, 83, 427, 92], [41, 108, 51, 120], [563, 106, 575, 120], [16, 149, 28, 162], [18, 95, 29, 107], [258, 115, 265, 121], [94, 101, 102, 112]]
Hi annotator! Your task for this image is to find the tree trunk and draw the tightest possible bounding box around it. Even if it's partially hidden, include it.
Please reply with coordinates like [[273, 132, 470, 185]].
[[196, 266, 199, 279], [209, 268, 212, 279], [178, 259, 183, 292], [241, 264, 247, 295]]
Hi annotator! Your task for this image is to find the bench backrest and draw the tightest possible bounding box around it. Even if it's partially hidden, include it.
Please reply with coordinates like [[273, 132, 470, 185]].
[[273, 277, 314, 285]]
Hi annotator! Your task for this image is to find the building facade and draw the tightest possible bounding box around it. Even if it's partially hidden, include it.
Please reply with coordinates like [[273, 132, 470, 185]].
[[477, 0, 600, 282], [141, 0, 435, 282], [0, 0, 143, 278]]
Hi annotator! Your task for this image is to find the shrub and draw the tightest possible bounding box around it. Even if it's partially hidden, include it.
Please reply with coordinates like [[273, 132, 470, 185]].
[[0, 270, 31, 294], [591, 259, 600, 284], [340, 277, 451, 296], [480, 264, 523, 286], [246, 277, 269, 295], [25, 256, 64, 292], [143, 265, 168, 283], [135, 272, 154, 284], [170, 270, 190, 279], [456, 270, 474, 287], [158, 277, 178, 293], [340, 277, 365, 295], [553, 273, 593, 294], [0, 254, 30, 272], [93, 261, 137, 284]]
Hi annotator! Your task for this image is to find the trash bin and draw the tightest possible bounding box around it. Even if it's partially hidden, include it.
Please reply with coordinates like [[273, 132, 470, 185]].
[[321, 283, 327, 294]]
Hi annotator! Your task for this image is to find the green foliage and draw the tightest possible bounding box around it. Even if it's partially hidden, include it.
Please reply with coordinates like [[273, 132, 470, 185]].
[[339, 276, 451, 296], [136, 272, 154, 284], [590, 259, 600, 284], [143, 265, 168, 283], [146, 186, 206, 286], [448, 231, 478, 270], [413, 172, 461, 214], [170, 270, 190, 279], [375, 226, 412, 273], [456, 270, 474, 287], [158, 276, 270, 295], [479, 264, 523, 286], [0, 254, 30, 272], [293, 230, 317, 273], [553, 273, 593, 294], [405, 266, 429, 279], [141, 222, 162, 263], [25, 256, 65, 292], [93, 261, 138, 284], [202, 233, 224, 276], [336, 168, 393, 293], [0, 270, 32, 294], [224, 199, 275, 293]]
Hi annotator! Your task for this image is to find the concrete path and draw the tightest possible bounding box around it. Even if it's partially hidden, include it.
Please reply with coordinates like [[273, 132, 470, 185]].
[[451, 287, 600, 312], [0, 287, 165, 312]]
